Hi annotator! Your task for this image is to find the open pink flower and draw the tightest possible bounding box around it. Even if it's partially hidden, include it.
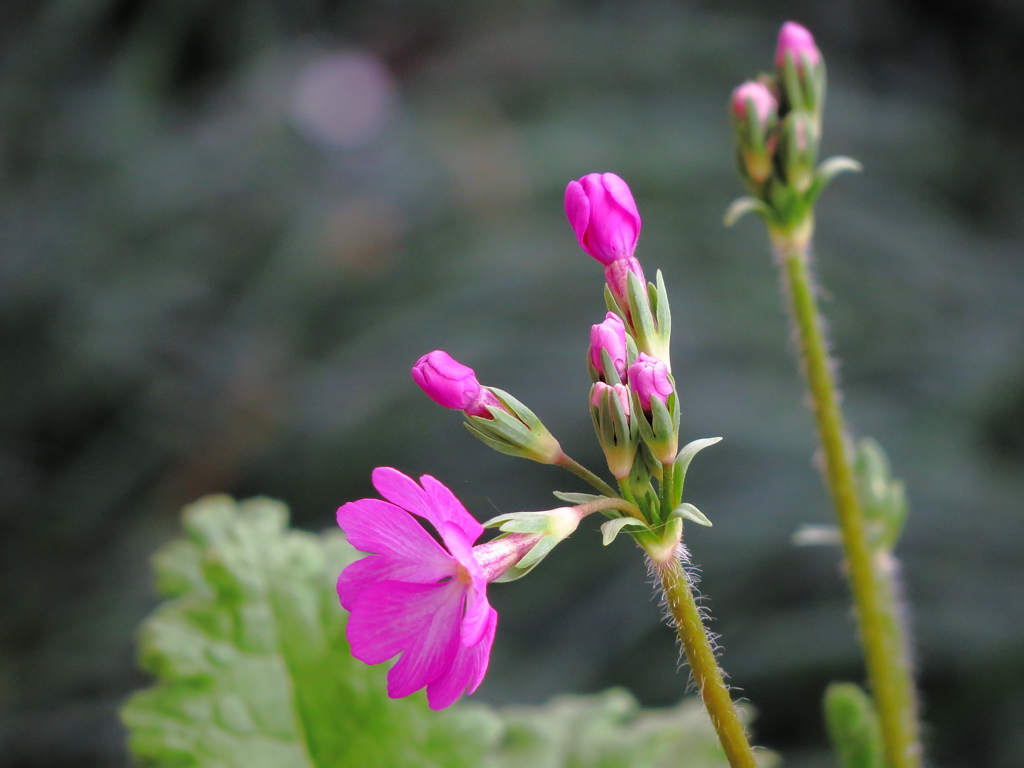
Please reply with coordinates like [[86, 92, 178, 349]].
[[336, 467, 497, 710]]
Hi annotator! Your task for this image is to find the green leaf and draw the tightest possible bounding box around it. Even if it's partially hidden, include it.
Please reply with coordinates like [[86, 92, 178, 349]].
[[486, 688, 778, 768], [120, 495, 499, 768], [600, 518, 648, 546], [824, 683, 884, 768], [671, 503, 713, 527], [723, 196, 770, 227], [853, 437, 908, 549]]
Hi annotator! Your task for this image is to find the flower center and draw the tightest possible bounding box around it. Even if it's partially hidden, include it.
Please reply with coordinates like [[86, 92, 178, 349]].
[[455, 563, 473, 585]]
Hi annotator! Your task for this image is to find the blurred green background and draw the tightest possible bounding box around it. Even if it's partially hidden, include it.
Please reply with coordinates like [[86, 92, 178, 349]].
[[2, 1, 1024, 766]]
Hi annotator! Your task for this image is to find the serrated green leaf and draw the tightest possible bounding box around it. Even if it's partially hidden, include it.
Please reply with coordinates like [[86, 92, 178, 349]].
[[600, 518, 648, 546], [485, 688, 777, 768], [121, 495, 498, 768], [671, 503, 713, 527]]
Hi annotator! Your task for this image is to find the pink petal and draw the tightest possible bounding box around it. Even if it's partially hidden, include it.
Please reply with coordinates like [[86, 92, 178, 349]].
[[336, 553, 455, 612], [426, 607, 498, 710], [346, 580, 464, 698], [602, 172, 640, 222], [336, 497, 453, 569], [439, 521, 491, 647], [421, 474, 484, 541], [564, 181, 592, 251], [372, 467, 483, 543]]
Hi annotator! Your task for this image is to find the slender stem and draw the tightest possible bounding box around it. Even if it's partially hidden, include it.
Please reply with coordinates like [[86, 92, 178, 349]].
[[574, 496, 645, 522], [773, 227, 921, 768], [655, 550, 758, 768], [555, 453, 619, 498]]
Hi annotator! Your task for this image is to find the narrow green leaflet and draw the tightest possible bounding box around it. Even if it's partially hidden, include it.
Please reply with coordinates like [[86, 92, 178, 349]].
[[120, 495, 498, 768]]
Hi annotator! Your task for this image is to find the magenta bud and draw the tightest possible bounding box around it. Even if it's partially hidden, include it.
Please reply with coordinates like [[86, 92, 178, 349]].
[[564, 173, 642, 266], [590, 312, 628, 380], [412, 350, 501, 418], [731, 81, 778, 125], [775, 21, 820, 70], [590, 381, 631, 417], [627, 353, 673, 413]]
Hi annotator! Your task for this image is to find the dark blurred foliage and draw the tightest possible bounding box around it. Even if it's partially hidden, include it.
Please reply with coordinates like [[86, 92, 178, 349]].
[[1, 1, 1024, 767]]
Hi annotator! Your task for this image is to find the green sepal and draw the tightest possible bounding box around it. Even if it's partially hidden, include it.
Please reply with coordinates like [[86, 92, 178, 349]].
[[671, 502, 712, 527], [464, 387, 561, 464], [604, 283, 626, 321], [724, 196, 772, 227], [482, 512, 550, 534], [626, 271, 656, 348], [824, 683, 884, 768], [601, 517, 649, 546], [672, 436, 722, 505], [653, 270, 671, 344]]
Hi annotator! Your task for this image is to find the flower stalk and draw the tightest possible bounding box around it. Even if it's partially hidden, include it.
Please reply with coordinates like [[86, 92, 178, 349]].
[[651, 544, 758, 768], [773, 227, 921, 768]]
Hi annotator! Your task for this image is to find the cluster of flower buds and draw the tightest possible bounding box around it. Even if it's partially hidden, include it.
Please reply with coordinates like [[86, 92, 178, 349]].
[[726, 21, 859, 233], [565, 173, 672, 365], [566, 174, 682, 499]]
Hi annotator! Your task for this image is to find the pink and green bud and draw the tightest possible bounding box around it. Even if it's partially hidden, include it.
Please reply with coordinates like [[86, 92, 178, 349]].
[[412, 350, 502, 419], [564, 172, 641, 266], [627, 353, 673, 413], [775, 21, 826, 119], [627, 354, 678, 465], [775, 21, 821, 70], [730, 80, 779, 185], [589, 312, 628, 383], [463, 387, 564, 465], [591, 381, 637, 479], [777, 110, 818, 193]]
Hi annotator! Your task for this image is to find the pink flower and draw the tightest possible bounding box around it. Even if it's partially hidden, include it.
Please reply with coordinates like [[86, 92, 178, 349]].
[[731, 81, 778, 125], [775, 21, 820, 70], [412, 350, 502, 419], [590, 312, 628, 380], [627, 353, 673, 412], [337, 467, 497, 710], [564, 172, 642, 265]]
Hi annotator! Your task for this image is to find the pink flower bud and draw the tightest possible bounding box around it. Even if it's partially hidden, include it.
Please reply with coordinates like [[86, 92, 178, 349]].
[[627, 353, 673, 413], [731, 81, 778, 125], [775, 21, 821, 70], [590, 312, 628, 380], [412, 350, 501, 418], [590, 381, 631, 417], [564, 173, 641, 266]]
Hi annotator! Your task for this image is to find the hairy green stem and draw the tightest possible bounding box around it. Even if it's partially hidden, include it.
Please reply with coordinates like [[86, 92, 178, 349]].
[[772, 226, 921, 768], [555, 453, 619, 498], [654, 549, 758, 768]]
